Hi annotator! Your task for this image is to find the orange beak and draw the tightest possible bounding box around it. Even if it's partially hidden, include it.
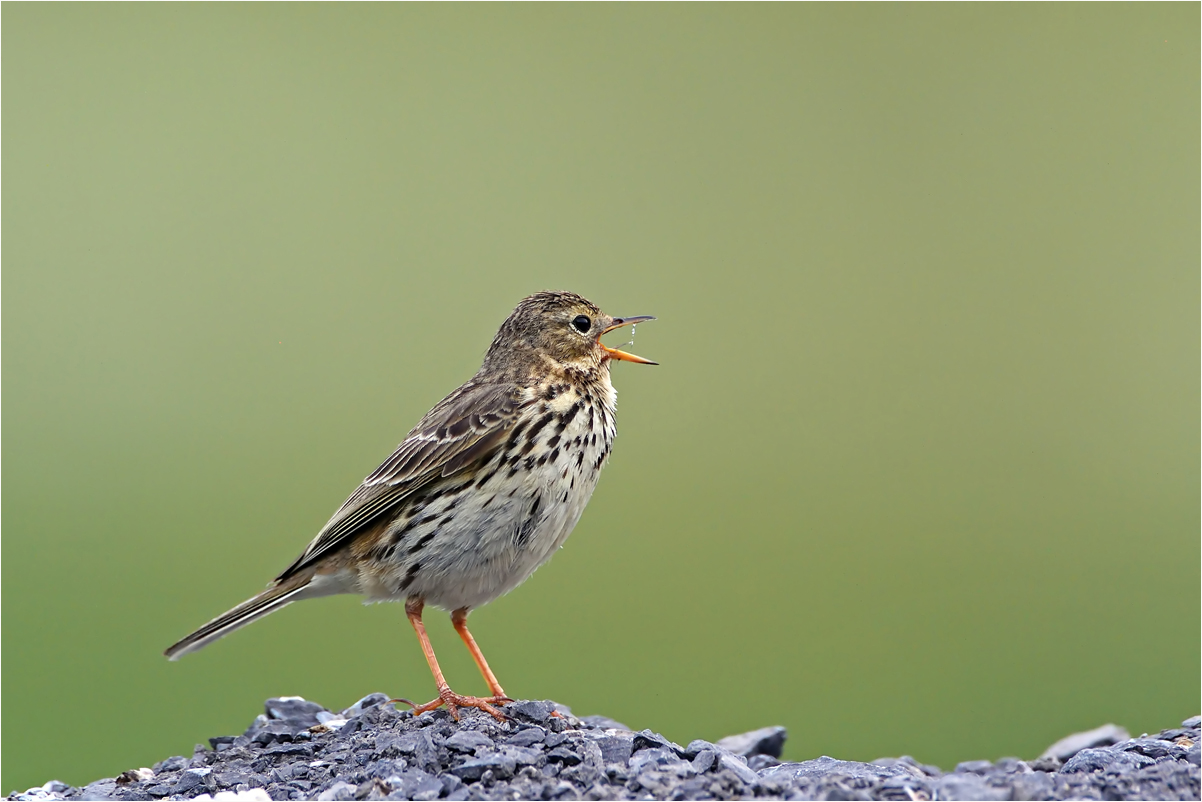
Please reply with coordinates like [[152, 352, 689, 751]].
[[600, 316, 657, 365]]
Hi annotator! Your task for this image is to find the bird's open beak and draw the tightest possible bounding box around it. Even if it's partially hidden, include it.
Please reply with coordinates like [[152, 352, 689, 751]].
[[600, 316, 657, 365]]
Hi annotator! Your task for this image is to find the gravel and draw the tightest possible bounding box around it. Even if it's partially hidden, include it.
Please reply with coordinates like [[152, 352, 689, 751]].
[[9, 697, 1199, 801]]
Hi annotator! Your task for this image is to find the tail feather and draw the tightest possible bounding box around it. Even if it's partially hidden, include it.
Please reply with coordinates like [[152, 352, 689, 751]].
[[165, 576, 312, 661]]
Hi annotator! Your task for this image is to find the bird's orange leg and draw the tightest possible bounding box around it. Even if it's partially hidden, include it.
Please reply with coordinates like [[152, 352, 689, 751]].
[[390, 598, 507, 721], [452, 607, 511, 701]]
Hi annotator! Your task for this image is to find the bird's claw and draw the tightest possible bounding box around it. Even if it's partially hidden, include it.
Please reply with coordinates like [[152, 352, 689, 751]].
[[392, 690, 510, 722]]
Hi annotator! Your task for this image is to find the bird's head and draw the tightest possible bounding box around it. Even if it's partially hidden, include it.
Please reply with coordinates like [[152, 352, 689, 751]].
[[484, 291, 656, 374]]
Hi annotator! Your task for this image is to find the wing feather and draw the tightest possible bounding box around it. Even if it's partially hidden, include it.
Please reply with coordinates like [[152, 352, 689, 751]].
[[275, 381, 529, 581]]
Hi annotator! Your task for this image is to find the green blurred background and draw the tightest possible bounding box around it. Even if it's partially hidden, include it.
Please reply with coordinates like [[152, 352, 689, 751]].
[[3, 3, 1198, 793]]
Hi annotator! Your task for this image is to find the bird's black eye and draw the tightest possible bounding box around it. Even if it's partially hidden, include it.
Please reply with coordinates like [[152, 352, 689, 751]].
[[571, 315, 591, 333]]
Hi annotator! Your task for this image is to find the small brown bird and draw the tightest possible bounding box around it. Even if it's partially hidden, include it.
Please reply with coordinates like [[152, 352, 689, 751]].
[[165, 291, 655, 719]]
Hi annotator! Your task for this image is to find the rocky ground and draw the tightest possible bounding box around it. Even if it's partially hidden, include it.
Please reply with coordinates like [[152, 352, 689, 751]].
[[10, 696, 1200, 801]]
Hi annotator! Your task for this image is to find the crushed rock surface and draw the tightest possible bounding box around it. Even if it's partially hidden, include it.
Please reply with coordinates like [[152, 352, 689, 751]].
[[9, 696, 1199, 801]]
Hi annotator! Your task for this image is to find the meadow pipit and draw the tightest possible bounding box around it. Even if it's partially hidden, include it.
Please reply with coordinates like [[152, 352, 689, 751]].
[[165, 291, 655, 719]]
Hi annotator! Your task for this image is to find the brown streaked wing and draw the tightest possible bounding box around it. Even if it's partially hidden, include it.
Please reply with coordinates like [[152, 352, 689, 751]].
[[274, 381, 529, 581]]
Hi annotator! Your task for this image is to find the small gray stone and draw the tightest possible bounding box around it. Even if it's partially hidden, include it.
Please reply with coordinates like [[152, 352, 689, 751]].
[[79, 779, 121, 800], [506, 727, 546, 748], [251, 720, 298, 745], [444, 730, 494, 753], [450, 753, 516, 781], [153, 756, 188, 773], [691, 749, 716, 773], [1061, 746, 1154, 774], [547, 746, 584, 766], [440, 774, 468, 797], [716, 725, 787, 758], [368, 760, 406, 781], [406, 776, 444, 801], [264, 742, 313, 757], [172, 768, 212, 794], [1182, 716, 1201, 729], [1039, 723, 1131, 761], [955, 759, 994, 774], [374, 769, 428, 799], [266, 697, 327, 729], [317, 780, 356, 801], [1124, 738, 1184, 760], [500, 745, 544, 767], [715, 751, 758, 785], [341, 693, 390, 719], [629, 746, 687, 773], [577, 740, 606, 773], [214, 769, 249, 788], [509, 700, 555, 723], [142, 782, 174, 798], [631, 729, 684, 755], [594, 735, 634, 766]]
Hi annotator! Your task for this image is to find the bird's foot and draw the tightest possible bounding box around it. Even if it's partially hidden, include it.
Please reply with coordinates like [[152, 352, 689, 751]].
[[390, 689, 512, 722]]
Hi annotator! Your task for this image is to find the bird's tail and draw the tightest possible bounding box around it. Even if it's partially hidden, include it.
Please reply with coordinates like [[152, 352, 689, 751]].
[[164, 573, 315, 661]]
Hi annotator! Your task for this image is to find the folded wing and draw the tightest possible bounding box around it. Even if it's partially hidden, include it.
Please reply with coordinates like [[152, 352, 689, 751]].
[[275, 381, 529, 582]]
